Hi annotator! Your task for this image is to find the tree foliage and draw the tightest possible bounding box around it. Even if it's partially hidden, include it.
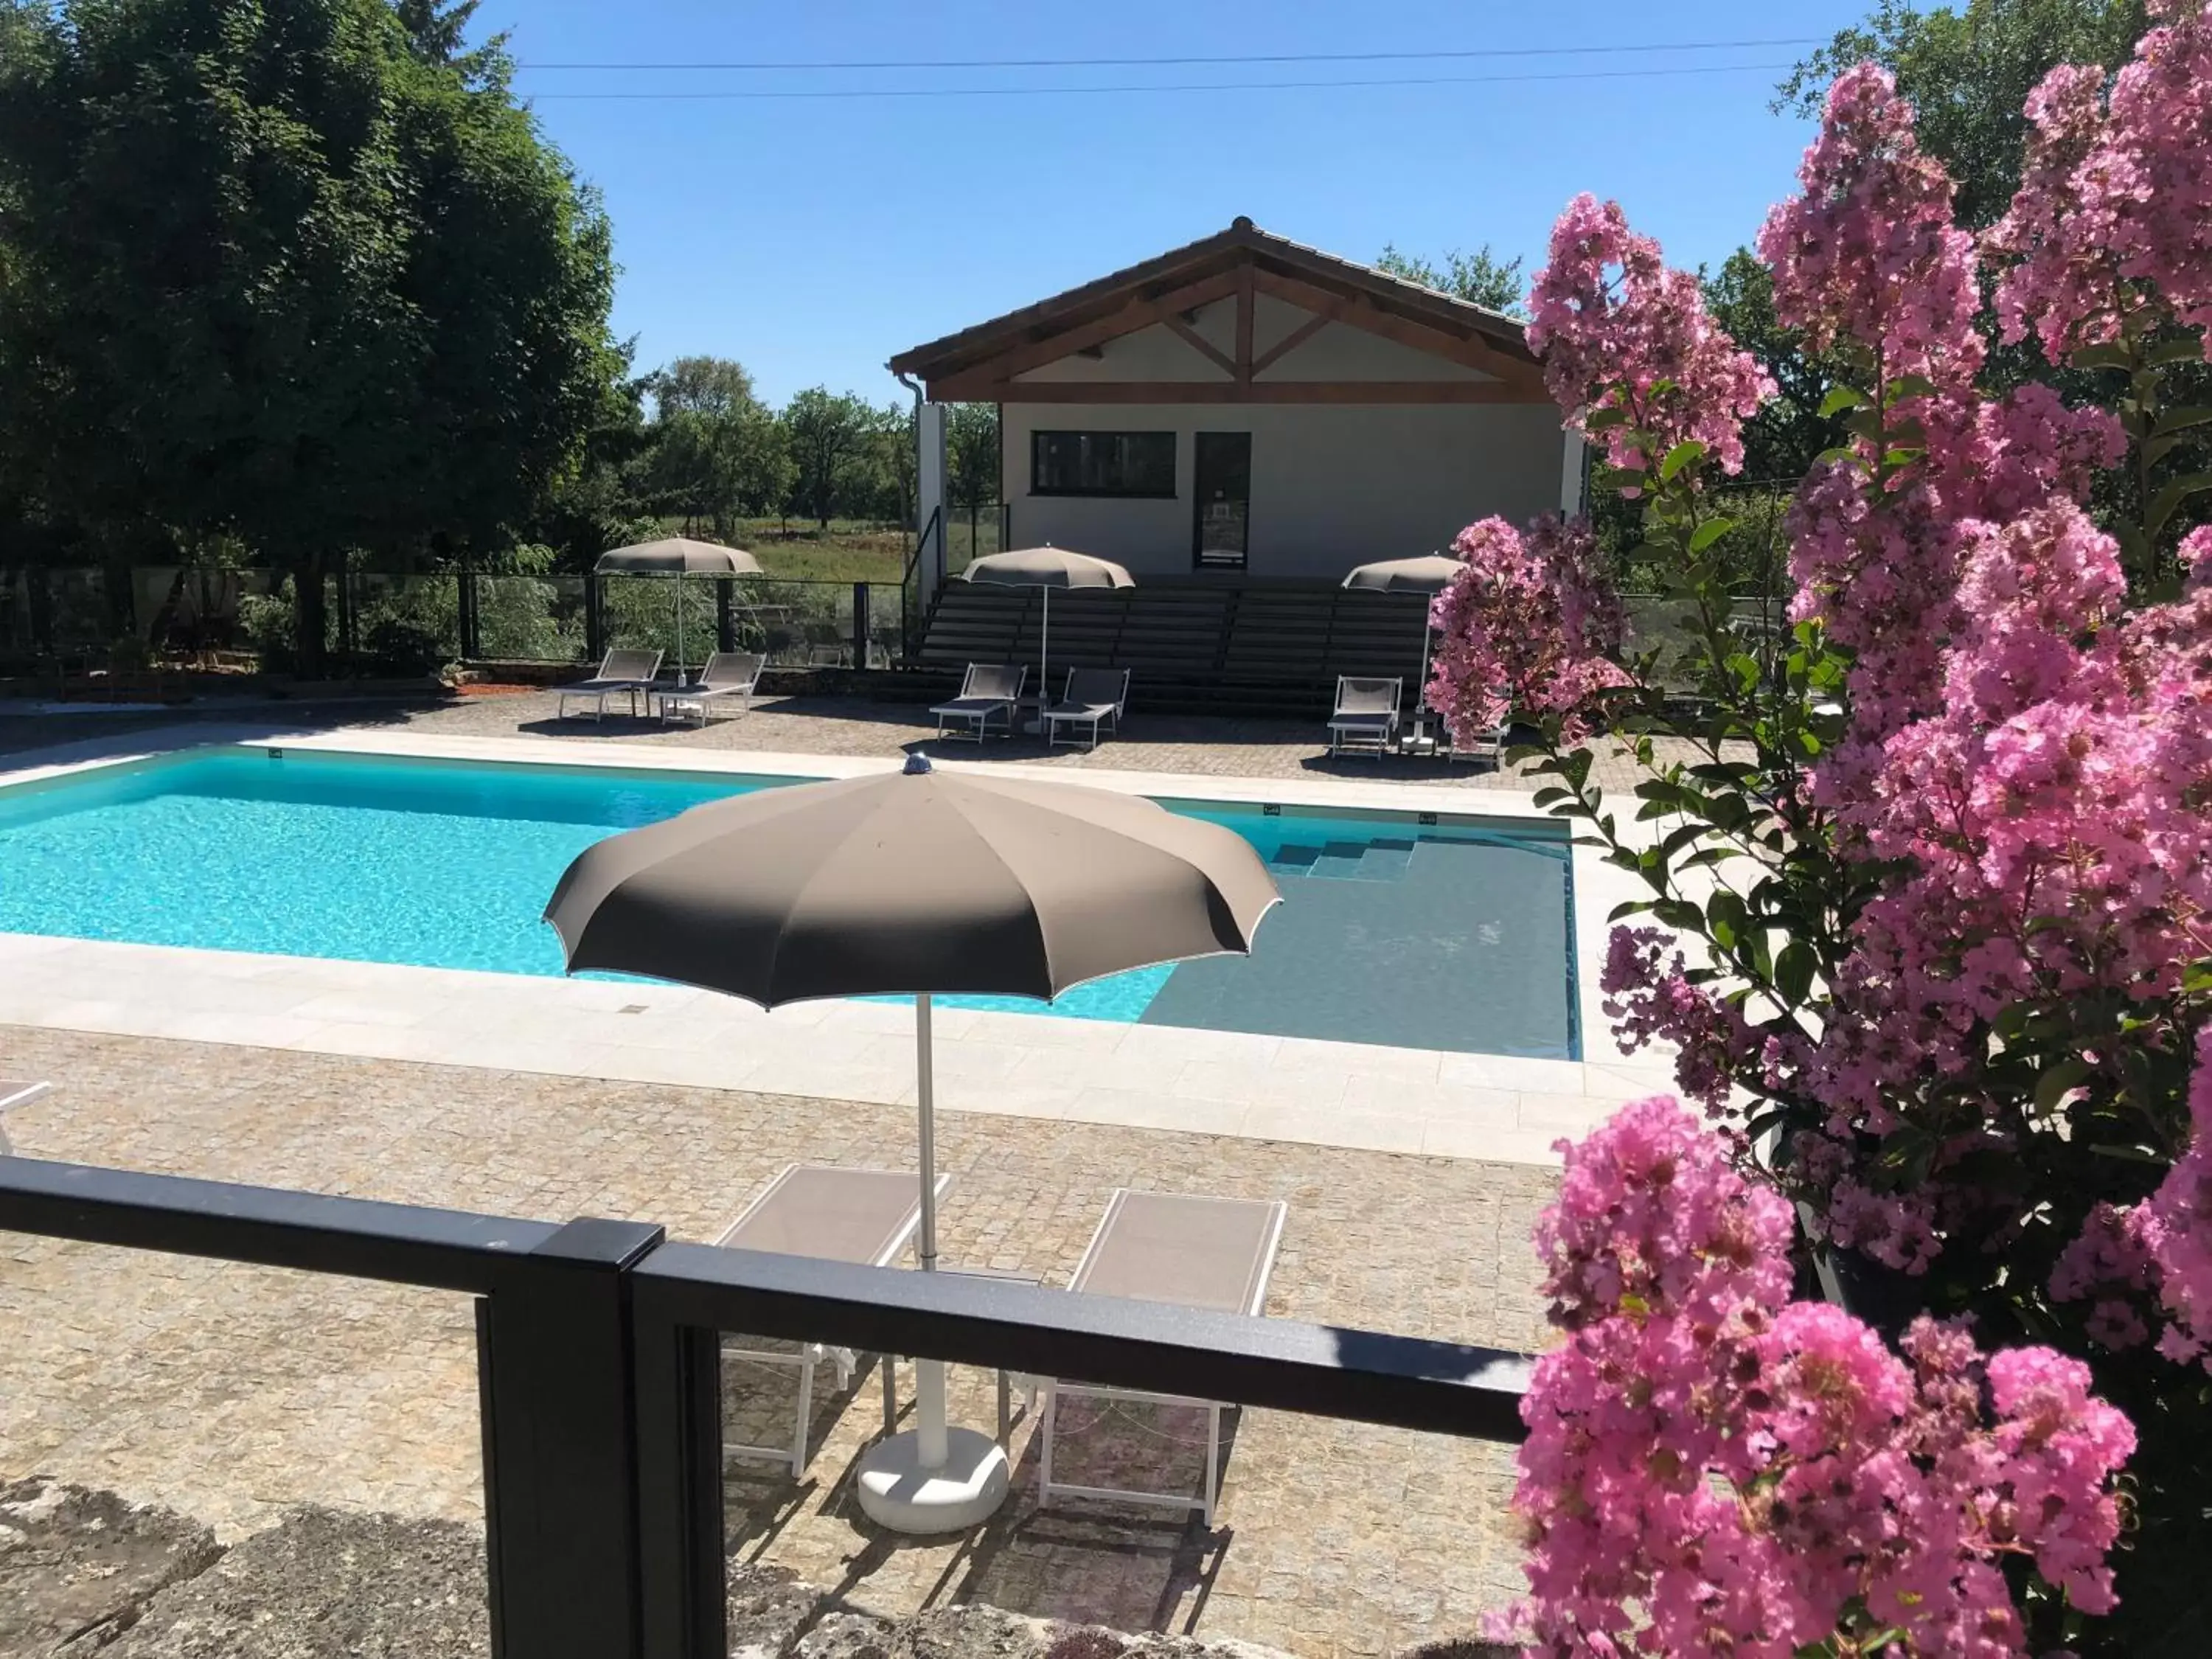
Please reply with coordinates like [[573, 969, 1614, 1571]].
[[779, 387, 877, 529], [1374, 241, 1527, 315], [1777, 0, 2150, 230], [0, 0, 621, 668], [945, 403, 1001, 511], [636, 355, 789, 540]]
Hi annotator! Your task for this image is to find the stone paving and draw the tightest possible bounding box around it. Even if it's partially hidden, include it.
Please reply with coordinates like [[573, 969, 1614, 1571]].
[[0, 1025, 1557, 1659], [0, 686, 1674, 796]]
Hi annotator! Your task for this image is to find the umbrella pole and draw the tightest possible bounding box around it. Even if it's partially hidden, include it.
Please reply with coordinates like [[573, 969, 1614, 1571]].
[[1416, 624, 1434, 752], [674, 575, 686, 686], [914, 992, 950, 1470], [1038, 586, 1050, 734]]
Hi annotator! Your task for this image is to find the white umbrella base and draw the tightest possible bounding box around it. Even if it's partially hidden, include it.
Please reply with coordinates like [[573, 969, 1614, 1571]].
[[853, 1426, 1011, 1534]]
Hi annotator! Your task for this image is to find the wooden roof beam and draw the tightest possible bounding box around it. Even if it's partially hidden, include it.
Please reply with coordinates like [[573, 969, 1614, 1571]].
[[1245, 265, 1543, 390], [926, 266, 1245, 387]]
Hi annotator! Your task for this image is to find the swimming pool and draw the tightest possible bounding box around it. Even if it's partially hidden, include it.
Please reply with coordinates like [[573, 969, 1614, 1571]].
[[0, 749, 1579, 1058]]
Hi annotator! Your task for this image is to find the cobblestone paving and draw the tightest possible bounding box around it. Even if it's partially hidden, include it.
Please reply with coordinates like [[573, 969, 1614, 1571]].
[[1, 687, 1677, 796], [0, 1025, 1557, 1658]]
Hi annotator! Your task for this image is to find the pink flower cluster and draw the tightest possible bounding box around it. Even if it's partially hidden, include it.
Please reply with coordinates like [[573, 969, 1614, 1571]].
[[1499, 1099, 2135, 1656], [1758, 65, 1984, 390], [2142, 1026, 2212, 1366], [1812, 507, 2212, 1133], [1425, 515, 1627, 745], [1599, 927, 1753, 1115], [1988, 2, 2212, 364], [1785, 465, 1964, 799], [2051, 1201, 2163, 1352], [1527, 193, 1773, 478]]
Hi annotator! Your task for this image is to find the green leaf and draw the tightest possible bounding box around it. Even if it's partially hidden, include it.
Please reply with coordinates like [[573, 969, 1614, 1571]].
[[2147, 470, 2212, 535], [2150, 403, 2212, 439], [1686, 517, 1736, 554], [1775, 941, 1815, 1006], [1818, 385, 1871, 417], [1652, 898, 1704, 932], [2148, 336, 2206, 366], [1607, 899, 1657, 923], [1882, 447, 1926, 469], [2089, 1143, 2166, 1165], [1529, 787, 1571, 809], [2034, 1056, 2095, 1114], [2070, 342, 2136, 372], [1882, 372, 1939, 405], [1658, 440, 1707, 482], [1582, 406, 1632, 431]]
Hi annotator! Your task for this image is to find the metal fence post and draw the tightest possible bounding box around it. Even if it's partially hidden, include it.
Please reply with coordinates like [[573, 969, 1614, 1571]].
[[458, 553, 482, 661], [851, 583, 869, 670], [585, 575, 605, 663], [477, 1216, 664, 1659], [631, 1301, 726, 1659]]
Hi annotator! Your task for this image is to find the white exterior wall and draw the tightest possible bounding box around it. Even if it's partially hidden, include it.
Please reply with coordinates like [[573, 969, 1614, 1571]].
[[998, 400, 1568, 579]]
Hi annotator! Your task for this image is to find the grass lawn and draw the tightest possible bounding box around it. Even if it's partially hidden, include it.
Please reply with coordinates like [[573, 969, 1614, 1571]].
[[647, 512, 1006, 585]]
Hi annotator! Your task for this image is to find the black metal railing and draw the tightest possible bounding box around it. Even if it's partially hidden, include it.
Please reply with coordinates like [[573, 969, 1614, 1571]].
[[0, 1154, 1533, 1659]]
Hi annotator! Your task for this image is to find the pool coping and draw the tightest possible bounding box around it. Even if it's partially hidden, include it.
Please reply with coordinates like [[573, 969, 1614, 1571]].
[[0, 722, 1678, 1166]]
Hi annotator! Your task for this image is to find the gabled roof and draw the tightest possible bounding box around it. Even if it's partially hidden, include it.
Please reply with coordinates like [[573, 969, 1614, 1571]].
[[888, 217, 1537, 393]]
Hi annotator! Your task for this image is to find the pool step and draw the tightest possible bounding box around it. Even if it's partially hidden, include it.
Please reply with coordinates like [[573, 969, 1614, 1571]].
[[1266, 838, 1418, 883]]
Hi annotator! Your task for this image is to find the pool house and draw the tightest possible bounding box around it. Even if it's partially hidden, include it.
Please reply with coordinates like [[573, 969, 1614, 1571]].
[[894, 218, 1584, 711]]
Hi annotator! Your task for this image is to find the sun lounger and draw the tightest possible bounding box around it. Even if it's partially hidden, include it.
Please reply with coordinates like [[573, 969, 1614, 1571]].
[[0, 1078, 54, 1156], [931, 663, 1027, 742], [1327, 675, 1402, 757], [714, 1164, 950, 1476], [1040, 1189, 1288, 1524], [555, 648, 663, 721], [1043, 667, 1131, 751], [1442, 713, 1510, 768], [656, 650, 764, 726]]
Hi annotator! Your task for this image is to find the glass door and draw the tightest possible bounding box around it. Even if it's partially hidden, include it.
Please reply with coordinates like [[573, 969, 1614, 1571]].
[[1192, 432, 1251, 569]]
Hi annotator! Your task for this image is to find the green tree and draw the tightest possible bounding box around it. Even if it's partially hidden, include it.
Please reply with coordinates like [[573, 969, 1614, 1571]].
[[1778, 0, 2208, 562], [640, 355, 789, 538], [1778, 1, 2149, 230], [944, 403, 1001, 511], [1700, 250, 1846, 486], [779, 388, 874, 529], [1374, 242, 1527, 314], [0, 0, 619, 671]]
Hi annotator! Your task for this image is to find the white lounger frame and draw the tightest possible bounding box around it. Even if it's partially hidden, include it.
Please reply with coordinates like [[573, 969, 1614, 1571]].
[[716, 1168, 950, 1478], [1038, 1191, 1288, 1526], [0, 1078, 54, 1156]]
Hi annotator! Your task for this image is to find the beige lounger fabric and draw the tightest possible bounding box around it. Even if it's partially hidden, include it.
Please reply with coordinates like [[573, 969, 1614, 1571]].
[[1071, 1190, 1279, 1314], [717, 1164, 930, 1262], [1043, 1189, 1287, 1521]]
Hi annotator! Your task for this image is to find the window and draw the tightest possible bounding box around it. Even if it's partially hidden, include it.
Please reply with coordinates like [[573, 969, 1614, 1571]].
[[1030, 431, 1177, 498]]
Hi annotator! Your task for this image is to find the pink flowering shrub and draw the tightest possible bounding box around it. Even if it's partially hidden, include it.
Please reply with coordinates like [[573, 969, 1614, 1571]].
[[1461, 10, 2212, 1646], [1425, 515, 1626, 742], [1528, 193, 1773, 480], [1758, 64, 1985, 392], [1500, 1099, 2135, 1656], [1987, 1, 2212, 365]]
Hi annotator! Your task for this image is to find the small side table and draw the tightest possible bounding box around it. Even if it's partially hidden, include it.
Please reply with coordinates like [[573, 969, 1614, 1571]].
[[0, 1079, 55, 1157], [879, 1265, 1043, 1446]]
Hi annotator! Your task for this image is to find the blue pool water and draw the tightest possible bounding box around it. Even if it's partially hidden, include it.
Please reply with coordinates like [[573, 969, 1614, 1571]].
[[0, 751, 1579, 1057]]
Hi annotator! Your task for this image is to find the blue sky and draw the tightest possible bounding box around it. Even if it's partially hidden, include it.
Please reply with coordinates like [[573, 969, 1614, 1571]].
[[490, 1, 1872, 406]]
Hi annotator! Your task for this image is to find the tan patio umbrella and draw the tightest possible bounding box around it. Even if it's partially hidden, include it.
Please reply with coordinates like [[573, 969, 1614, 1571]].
[[961, 546, 1134, 731], [596, 538, 764, 686], [543, 753, 1279, 1533], [1342, 553, 1463, 734]]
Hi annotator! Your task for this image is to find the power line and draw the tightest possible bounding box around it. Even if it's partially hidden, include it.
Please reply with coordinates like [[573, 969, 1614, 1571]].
[[516, 37, 1821, 72], [527, 60, 1800, 102]]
